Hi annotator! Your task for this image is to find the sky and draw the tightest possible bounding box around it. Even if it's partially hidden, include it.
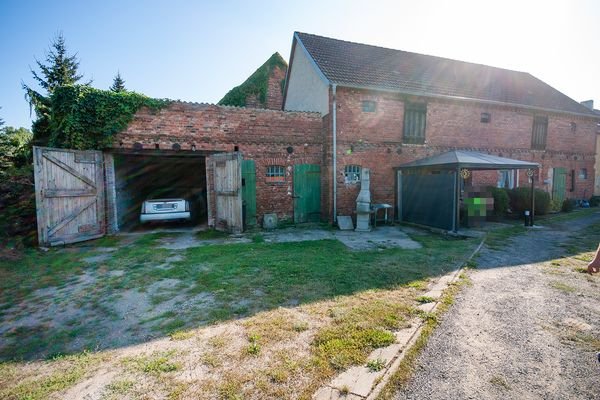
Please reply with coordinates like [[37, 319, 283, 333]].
[[1, 0, 599, 129]]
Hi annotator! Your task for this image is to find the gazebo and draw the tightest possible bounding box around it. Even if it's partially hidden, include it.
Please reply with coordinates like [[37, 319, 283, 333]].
[[395, 151, 540, 232]]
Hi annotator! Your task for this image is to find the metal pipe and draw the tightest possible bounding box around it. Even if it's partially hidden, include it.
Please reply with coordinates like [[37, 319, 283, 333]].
[[531, 170, 536, 226], [332, 84, 337, 223]]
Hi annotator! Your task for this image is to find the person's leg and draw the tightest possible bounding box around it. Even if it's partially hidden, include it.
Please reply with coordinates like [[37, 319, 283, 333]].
[[588, 243, 600, 274]]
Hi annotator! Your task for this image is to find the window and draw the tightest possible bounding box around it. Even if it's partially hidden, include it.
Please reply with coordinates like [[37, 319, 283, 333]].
[[579, 168, 588, 180], [531, 116, 548, 150], [266, 165, 285, 182], [361, 100, 376, 112], [570, 122, 577, 133], [480, 112, 491, 123], [344, 165, 361, 184], [403, 103, 427, 144], [497, 170, 516, 189]]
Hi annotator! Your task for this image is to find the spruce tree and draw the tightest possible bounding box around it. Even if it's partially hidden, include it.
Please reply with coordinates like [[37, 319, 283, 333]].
[[110, 72, 126, 92], [22, 33, 88, 145]]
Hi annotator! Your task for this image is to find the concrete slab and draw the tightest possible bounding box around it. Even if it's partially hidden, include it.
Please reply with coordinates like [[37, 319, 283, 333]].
[[335, 226, 421, 251], [337, 216, 354, 230], [417, 302, 436, 313], [368, 343, 402, 367], [263, 228, 335, 243], [329, 365, 384, 398]]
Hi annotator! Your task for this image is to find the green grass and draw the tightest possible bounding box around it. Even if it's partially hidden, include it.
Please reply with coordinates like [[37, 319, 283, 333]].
[[416, 295, 436, 304], [0, 230, 476, 361], [366, 358, 386, 372], [124, 350, 180, 375]]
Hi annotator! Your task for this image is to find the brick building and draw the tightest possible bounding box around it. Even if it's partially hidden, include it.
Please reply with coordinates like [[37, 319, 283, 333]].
[[33, 32, 600, 245], [283, 32, 599, 221]]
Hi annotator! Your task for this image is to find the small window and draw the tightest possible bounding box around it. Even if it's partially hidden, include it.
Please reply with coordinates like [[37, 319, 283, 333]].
[[531, 116, 548, 150], [344, 165, 361, 184], [579, 168, 587, 180], [497, 170, 516, 189], [480, 112, 491, 123], [403, 103, 427, 144], [266, 165, 285, 182], [570, 122, 577, 133], [361, 100, 376, 112]]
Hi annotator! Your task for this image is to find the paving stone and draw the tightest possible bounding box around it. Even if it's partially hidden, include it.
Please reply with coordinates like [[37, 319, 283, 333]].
[[417, 302, 436, 313], [368, 343, 402, 367], [352, 367, 386, 397], [422, 289, 443, 299], [313, 386, 339, 400], [395, 323, 420, 344]]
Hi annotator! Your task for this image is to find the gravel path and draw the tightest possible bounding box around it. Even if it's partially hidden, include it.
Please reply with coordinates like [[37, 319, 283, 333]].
[[395, 213, 600, 400]]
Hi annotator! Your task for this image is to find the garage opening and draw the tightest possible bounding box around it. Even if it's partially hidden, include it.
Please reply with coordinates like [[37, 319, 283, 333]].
[[112, 153, 207, 231]]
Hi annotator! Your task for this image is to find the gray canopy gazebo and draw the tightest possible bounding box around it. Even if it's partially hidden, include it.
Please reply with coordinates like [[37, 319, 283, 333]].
[[395, 151, 540, 232]]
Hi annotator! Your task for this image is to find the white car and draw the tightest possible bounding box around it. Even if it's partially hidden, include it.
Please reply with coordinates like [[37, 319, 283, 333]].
[[140, 198, 191, 223]]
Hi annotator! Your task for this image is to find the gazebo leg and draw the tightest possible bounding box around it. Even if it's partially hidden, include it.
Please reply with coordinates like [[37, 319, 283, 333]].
[[588, 243, 600, 274]]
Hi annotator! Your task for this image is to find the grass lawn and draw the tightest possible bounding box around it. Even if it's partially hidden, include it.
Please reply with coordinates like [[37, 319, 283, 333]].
[[0, 228, 477, 399]]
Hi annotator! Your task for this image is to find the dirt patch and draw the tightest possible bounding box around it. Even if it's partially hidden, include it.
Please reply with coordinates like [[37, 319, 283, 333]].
[[393, 213, 600, 400]]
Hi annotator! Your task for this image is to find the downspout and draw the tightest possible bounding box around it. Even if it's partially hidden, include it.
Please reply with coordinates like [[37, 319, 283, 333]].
[[332, 84, 338, 223]]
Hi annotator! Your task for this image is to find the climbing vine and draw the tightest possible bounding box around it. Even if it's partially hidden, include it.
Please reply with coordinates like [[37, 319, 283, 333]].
[[48, 85, 171, 150], [218, 53, 287, 107]]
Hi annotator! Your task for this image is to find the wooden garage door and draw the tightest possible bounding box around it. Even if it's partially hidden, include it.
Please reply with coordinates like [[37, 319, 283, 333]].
[[33, 146, 106, 246], [210, 152, 243, 233]]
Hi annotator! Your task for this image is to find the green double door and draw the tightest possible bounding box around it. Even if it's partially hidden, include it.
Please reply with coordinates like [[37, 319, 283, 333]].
[[293, 164, 321, 223], [241, 160, 257, 227], [552, 167, 567, 204]]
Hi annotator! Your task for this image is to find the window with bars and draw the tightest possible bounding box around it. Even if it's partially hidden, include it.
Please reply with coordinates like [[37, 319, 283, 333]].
[[344, 165, 361, 184], [531, 116, 548, 150], [266, 165, 285, 182], [403, 103, 427, 144]]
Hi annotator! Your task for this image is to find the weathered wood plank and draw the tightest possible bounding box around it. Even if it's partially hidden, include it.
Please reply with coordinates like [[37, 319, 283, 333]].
[[33, 147, 106, 246], [42, 153, 97, 188], [47, 197, 97, 237], [44, 189, 96, 197]]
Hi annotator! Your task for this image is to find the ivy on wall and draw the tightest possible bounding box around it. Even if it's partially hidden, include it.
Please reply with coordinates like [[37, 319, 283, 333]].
[[48, 85, 171, 150], [218, 52, 287, 107]]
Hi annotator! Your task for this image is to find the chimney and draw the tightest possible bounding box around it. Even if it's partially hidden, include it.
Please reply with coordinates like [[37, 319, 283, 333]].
[[581, 100, 594, 110]]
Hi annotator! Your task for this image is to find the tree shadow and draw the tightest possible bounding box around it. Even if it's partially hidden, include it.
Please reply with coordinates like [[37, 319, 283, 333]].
[[0, 230, 473, 362]]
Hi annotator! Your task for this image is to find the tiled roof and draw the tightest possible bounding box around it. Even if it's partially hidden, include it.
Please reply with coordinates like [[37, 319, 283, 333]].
[[295, 32, 596, 117]]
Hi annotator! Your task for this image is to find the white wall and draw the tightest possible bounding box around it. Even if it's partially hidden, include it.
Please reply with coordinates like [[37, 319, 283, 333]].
[[284, 42, 330, 115]]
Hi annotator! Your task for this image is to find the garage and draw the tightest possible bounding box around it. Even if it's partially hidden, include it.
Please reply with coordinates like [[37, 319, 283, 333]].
[[33, 146, 245, 246], [111, 152, 208, 231]]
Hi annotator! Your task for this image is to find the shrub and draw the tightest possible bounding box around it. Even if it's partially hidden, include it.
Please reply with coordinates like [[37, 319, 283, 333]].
[[508, 187, 551, 215], [590, 196, 600, 207], [486, 187, 510, 216], [561, 199, 576, 213], [549, 198, 562, 213]]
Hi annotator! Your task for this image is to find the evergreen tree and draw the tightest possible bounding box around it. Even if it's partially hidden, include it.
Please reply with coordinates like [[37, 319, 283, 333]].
[[22, 33, 88, 145], [110, 71, 126, 92]]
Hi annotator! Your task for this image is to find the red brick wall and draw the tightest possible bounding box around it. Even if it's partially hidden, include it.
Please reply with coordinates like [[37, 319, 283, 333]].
[[243, 65, 286, 111], [331, 87, 598, 219], [113, 102, 323, 225]]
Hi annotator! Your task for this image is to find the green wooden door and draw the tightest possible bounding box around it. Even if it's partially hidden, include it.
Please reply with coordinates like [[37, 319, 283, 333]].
[[241, 160, 257, 227], [552, 167, 566, 204], [293, 164, 321, 223]]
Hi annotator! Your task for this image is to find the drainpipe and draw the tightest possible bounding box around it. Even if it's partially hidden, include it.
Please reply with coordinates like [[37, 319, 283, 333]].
[[332, 84, 337, 224]]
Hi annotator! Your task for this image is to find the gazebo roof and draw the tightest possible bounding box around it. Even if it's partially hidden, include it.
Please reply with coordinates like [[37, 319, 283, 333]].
[[395, 150, 540, 170]]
